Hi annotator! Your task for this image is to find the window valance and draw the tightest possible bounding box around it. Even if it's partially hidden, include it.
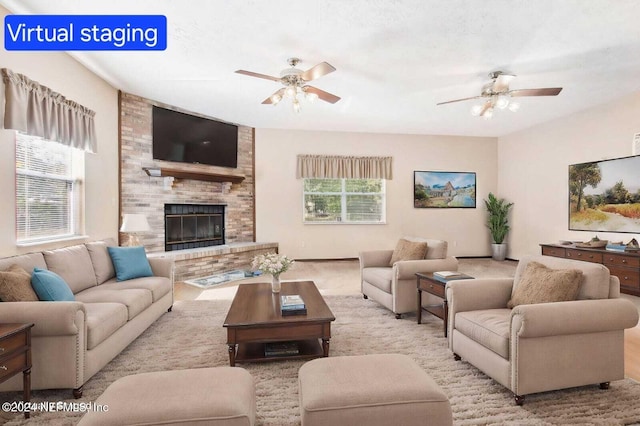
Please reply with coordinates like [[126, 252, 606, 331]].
[[296, 155, 393, 180], [1, 68, 97, 152]]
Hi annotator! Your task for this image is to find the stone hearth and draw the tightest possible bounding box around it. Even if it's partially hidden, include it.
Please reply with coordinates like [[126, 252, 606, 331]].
[[148, 242, 278, 282]]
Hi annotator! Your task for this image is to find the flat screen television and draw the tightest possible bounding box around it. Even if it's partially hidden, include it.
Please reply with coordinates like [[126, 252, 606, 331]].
[[569, 155, 640, 233], [152, 106, 238, 168]]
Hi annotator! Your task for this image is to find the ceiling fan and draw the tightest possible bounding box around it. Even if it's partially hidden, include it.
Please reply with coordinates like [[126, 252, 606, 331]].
[[235, 58, 341, 113], [437, 71, 562, 118]]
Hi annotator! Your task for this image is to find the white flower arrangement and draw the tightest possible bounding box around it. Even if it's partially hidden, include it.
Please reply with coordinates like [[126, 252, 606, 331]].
[[252, 253, 294, 278]]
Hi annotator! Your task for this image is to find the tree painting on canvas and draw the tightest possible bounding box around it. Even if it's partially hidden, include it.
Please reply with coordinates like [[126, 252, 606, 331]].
[[414, 171, 476, 208], [569, 155, 640, 233]]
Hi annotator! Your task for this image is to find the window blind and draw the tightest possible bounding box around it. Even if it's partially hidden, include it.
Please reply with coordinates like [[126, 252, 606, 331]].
[[16, 134, 77, 242]]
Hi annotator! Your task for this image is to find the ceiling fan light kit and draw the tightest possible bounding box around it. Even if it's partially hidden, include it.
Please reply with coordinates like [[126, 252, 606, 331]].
[[235, 57, 340, 114], [439, 71, 562, 119]]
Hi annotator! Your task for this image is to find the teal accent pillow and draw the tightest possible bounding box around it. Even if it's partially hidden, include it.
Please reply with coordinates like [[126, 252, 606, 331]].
[[107, 246, 153, 281], [31, 268, 75, 301]]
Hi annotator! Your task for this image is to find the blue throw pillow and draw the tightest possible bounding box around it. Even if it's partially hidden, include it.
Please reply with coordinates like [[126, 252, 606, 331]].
[[31, 268, 75, 301], [107, 246, 153, 281]]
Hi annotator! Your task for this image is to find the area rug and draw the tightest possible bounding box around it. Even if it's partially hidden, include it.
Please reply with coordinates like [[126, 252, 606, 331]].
[[3, 296, 640, 425]]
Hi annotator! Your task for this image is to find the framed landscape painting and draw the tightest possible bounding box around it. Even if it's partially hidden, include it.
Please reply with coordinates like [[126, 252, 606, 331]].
[[414, 171, 476, 208], [569, 155, 640, 233]]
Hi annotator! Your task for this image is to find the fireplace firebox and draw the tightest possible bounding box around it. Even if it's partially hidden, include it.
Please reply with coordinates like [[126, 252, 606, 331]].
[[164, 204, 225, 251]]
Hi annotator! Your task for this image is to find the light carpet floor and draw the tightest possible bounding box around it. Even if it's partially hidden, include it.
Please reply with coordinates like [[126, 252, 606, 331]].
[[4, 295, 640, 425]]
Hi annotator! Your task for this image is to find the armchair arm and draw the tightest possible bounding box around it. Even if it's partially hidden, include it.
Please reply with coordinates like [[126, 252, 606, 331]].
[[359, 250, 393, 269], [148, 257, 174, 280], [446, 278, 514, 313], [395, 256, 459, 280], [511, 298, 639, 338], [0, 301, 86, 337]]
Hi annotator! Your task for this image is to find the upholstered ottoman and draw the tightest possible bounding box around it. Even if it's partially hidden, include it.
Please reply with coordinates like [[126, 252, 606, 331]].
[[298, 354, 452, 426], [78, 367, 255, 426]]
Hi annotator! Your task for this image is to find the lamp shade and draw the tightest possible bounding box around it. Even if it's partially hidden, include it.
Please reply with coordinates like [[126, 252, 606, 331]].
[[120, 214, 151, 233]]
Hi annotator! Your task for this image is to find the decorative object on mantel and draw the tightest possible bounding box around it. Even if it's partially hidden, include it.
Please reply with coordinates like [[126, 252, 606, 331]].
[[484, 193, 513, 261], [120, 214, 151, 246], [252, 253, 294, 293]]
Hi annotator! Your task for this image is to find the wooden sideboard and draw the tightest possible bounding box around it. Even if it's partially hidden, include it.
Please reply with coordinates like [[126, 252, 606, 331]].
[[540, 244, 640, 296]]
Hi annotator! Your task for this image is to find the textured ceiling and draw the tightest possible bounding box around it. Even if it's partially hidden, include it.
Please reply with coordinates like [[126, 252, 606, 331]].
[[3, 0, 640, 137]]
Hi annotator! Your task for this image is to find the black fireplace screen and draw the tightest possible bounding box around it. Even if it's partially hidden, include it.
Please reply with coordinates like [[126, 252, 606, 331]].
[[164, 204, 225, 251]]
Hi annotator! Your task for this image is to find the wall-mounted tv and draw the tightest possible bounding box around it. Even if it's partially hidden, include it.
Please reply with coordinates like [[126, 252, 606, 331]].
[[569, 155, 640, 233], [152, 106, 238, 168]]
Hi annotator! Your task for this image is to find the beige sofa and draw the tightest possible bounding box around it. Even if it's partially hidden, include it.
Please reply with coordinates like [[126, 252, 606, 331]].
[[0, 239, 173, 398], [447, 255, 639, 405], [359, 237, 458, 318]]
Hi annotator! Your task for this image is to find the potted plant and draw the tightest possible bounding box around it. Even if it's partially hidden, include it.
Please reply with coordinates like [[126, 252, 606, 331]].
[[484, 193, 513, 261]]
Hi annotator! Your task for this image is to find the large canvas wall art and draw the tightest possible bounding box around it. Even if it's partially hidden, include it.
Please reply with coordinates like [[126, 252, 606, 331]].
[[414, 171, 476, 208], [569, 155, 640, 233]]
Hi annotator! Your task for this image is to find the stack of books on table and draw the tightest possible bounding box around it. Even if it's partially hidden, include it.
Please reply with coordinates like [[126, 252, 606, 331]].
[[433, 271, 472, 283], [264, 341, 299, 357], [280, 295, 307, 316]]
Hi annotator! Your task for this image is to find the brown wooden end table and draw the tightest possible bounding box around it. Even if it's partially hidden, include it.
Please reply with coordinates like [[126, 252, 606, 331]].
[[223, 281, 335, 366], [0, 323, 34, 419], [416, 273, 473, 337]]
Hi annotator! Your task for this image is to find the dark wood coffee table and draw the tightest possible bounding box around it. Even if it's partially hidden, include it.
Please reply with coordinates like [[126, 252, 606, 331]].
[[223, 281, 335, 366]]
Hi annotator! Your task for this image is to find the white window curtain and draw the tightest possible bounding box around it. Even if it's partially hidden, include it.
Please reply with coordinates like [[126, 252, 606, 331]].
[[296, 155, 393, 180], [1, 68, 97, 153]]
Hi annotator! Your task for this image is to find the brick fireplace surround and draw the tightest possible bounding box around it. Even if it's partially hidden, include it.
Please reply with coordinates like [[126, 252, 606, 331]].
[[119, 92, 277, 281]]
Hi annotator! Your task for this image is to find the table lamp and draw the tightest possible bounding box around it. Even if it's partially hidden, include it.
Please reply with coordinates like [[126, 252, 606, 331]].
[[120, 214, 151, 246]]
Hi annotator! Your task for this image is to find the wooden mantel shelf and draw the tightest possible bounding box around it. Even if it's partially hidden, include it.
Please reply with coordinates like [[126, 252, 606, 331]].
[[142, 167, 245, 184]]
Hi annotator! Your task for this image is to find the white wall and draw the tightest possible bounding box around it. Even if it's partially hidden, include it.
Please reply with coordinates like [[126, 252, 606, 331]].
[[498, 92, 640, 260], [0, 5, 119, 257], [256, 129, 497, 259]]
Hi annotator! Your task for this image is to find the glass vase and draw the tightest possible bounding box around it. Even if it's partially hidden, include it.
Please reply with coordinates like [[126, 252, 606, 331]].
[[271, 275, 281, 293]]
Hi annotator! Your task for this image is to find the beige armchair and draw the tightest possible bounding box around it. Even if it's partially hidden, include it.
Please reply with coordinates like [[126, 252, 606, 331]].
[[447, 255, 639, 405], [359, 237, 458, 318]]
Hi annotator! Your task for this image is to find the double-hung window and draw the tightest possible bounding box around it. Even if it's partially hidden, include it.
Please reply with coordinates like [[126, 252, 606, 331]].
[[15, 133, 84, 243], [303, 178, 386, 224]]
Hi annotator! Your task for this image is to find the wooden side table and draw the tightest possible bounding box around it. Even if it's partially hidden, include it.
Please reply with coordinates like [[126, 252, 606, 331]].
[[0, 323, 34, 419], [416, 273, 473, 337]]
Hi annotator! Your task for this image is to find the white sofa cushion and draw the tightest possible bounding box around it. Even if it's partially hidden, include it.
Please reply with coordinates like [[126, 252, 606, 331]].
[[99, 276, 171, 303], [86, 239, 117, 285], [44, 245, 98, 294], [85, 303, 128, 350], [0, 252, 47, 272], [455, 309, 511, 359], [75, 287, 152, 320]]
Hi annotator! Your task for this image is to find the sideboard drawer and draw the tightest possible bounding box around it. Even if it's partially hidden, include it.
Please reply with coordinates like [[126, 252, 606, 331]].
[[565, 249, 603, 263], [603, 253, 640, 268], [608, 266, 640, 290], [541, 246, 566, 257]]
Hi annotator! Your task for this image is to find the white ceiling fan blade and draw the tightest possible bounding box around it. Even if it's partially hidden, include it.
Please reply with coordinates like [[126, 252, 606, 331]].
[[303, 86, 341, 104], [235, 70, 281, 82], [301, 62, 336, 82], [436, 95, 483, 106], [479, 101, 493, 117], [509, 88, 563, 97]]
